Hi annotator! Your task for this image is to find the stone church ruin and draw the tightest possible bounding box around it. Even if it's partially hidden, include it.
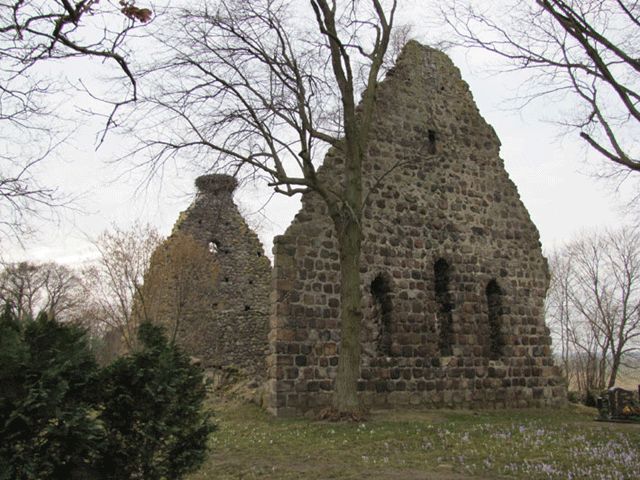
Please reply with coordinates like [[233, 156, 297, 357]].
[[144, 174, 271, 376], [147, 41, 566, 416]]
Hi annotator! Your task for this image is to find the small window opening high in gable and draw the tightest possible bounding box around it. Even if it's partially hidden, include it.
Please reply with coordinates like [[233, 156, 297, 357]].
[[208, 239, 221, 254], [427, 129, 437, 154]]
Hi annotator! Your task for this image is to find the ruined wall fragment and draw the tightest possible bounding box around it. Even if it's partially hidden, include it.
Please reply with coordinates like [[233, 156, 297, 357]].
[[267, 41, 566, 416], [145, 174, 272, 376]]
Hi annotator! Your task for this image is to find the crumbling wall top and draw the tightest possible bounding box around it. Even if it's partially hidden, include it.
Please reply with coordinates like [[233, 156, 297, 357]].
[[195, 174, 238, 195]]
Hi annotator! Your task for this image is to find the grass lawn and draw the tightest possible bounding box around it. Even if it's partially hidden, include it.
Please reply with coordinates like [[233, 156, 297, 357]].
[[188, 397, 640, 480]]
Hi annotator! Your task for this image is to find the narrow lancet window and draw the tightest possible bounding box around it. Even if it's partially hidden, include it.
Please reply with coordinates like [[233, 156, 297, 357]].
[[434, 258, 454, 356], [371, 274, 393, 356], [486, 279, 505, 360], [427, 129, 437, 154]]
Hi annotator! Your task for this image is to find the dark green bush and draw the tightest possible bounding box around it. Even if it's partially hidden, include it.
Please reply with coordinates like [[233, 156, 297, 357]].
[[0, 306, 213, 480], [96, 322, 214, 479], [0, 308, 102, 480]]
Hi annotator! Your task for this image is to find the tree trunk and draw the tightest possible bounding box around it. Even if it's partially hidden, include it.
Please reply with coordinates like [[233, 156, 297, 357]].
[[596, 352, 608, 391], [333, 214, 363, 412], [607, 351, 621, 388]]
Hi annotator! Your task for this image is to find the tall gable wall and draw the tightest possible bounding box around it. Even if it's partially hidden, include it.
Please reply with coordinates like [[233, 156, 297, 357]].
[[148, 174, 271, 376], [267, 42, 566, 416]]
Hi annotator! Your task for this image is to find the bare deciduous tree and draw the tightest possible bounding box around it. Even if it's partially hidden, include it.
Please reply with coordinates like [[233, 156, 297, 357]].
[[40, 261, 84, 319], [0, 260, 83, 321], [443, 0, 640, 178], [547, 226, 640, 394], [138, 232, 218, 348], [127, 0, 400, 412], [0, 149, 76, 241], [1, 0, 153, 123], [0, 261, 44, 320], [0, 0, 152, 239], [81, 222, 162, 352]]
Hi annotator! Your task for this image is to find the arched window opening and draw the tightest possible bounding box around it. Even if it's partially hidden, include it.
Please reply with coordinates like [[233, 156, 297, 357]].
[[434, 258, 454, 356], [371, 274, 393, 356], [486, 279, 505, 360]]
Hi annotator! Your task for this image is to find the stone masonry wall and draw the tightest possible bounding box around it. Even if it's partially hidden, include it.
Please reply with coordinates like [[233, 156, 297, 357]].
[[149, 174, 272, 376], [267, 42, 567, 416]]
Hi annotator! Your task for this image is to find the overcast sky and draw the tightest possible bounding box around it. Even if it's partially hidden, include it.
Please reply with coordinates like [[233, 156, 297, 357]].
[[1, 2, 636, 265]]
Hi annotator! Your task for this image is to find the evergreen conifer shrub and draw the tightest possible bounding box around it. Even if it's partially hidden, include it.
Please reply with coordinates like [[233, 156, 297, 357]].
[[0, 308, 102, 479], [0, 306, 214, 480], [96, 322, 214, 479]]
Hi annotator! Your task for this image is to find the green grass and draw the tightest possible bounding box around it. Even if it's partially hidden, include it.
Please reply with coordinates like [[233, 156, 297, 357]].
[[188, 398, 640, 480]]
